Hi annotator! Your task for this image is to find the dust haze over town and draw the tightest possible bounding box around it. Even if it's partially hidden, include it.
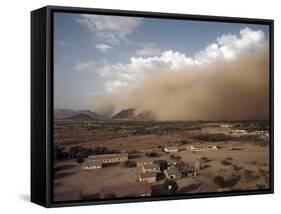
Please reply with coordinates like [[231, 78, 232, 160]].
[[53, 13, 270, 202], [94, 47, 269, 121]]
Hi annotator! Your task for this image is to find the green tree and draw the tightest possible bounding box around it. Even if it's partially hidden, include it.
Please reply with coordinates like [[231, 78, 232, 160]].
[[163, 180, 179, 194], [156, 160, 168, 171]]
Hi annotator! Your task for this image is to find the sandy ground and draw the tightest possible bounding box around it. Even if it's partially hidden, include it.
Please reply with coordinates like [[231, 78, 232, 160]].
[[54, 142, 269, 198], [53, 121, 270, 200]]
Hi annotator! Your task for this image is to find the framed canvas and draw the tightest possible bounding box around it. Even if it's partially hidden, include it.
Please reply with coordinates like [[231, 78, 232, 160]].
[[31, 5, 274, 208]]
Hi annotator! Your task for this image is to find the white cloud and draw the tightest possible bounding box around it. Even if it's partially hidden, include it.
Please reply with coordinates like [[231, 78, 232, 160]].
[[98, 27, 266, 92], [195, 27, 265, 63], [74, 61, 96, 72], [136, 46, 161, 56], [56, 40, 68, 47], [83, 27, 266, 92], [77, 14, 142, 45], [105, 80, 128, 92], [95, 43, 112, 52]]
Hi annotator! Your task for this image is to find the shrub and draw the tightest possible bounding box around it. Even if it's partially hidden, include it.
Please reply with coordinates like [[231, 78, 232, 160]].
[[244, 170, 260, 182], [221, 159, 232, 166], [124, 160, 136, 168], [76, 158, 84, 163], [173, 140, 192, 145], [193, 133, 232, 142], [170, 154, 181, 160], [53, 146, 68, 160], [232, 165, 243, 171], [146, 152, 159, 157], [163, 180, 179, 193], [155, 160, 168, 171], [213, 175, 241, 188]]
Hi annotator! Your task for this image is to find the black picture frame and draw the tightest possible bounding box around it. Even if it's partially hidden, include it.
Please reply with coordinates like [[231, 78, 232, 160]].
[[31, 5, 274, 208]]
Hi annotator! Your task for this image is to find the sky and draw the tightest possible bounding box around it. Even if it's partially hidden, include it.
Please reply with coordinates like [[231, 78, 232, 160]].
[[53, 12, 269, 111]]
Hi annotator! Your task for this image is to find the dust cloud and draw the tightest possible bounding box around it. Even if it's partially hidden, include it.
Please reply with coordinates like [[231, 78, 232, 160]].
[[93, 47, 269, 121]]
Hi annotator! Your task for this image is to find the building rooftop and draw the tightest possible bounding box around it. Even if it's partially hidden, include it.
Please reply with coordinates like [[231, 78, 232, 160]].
[[165, 168, 181, 175], [165, 146, 178, 150], [88, 153, 128, 161], [100, 183, 151, 198], [83, 159, 102, 167], [139, 172, 157, 179], [143, 163, 159, 170], [135, 158, 154, 163]]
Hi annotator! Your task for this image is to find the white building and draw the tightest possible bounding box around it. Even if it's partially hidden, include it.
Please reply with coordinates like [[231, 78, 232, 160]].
[[142, 163, 160, 173], [164, 168, 181, 180], [187, 145, 218, 152], [164, 146, 179, 153], [82, 160, 102, 170]]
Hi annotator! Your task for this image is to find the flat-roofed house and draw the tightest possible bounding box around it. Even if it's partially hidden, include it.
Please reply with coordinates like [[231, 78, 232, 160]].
[[99, 183, 152, 199], [187, 145, 218, 152], [187, 167, 197, 177], [139, 172, 157, 183], [142, 163, 160, 173], [82, 160, 102, 170], [164, 168, 182, 180], [230, 129, 248, 136], [164, 146, 179, 153], [88, 153, 128, 164], [135, 158, 154, 167], [220, 124, 232, 128]]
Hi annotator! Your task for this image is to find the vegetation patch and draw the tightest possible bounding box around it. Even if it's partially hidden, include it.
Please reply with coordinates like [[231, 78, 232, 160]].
[[193, 133, 233, 142], [221, 159, 232, 166], [213, 175, 241, 188]]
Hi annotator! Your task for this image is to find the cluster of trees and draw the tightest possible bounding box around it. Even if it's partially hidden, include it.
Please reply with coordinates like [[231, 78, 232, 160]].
[[172, 139, 192, 145], [163, 180, 179, 193], [193, 133, 232, 142], [154, 160, 168, 171], [233, 121, 269, 131], [133, 127, 152, 135], [194, 131, 268, 146], [53, 146, 68, 160], [213, 175, 241, 188], [53, 145, 117, 161], [124, 160, 136, 168], [145, 152, 160, 157], [170, 154, 181, 160]]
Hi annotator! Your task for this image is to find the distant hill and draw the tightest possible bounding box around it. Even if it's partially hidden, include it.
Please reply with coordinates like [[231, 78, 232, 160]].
[[69, 113, 95, 121], [111, 108, 136, 119], [54, 108, 156, 121], [54, 109, 76, 119], [54, 109, 104, 120], [111, 108, 156, 120], [134, 110, 156, 120]]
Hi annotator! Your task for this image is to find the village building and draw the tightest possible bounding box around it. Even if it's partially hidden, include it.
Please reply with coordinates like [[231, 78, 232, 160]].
[[187, 167, 197, 177], [135, 158, 154, 167], [194, 162, 202, 170], [164, 168, 182, 180], [230, 129, 248, 136], [164, 146, 179, 153], [251, 130, 269, 137], [228, 146, 243, 150], [142, 163, 160, 173], [138, 172, 157, 183], [82, 160, 102, 170], [99, 183, 152, 199], [88, 153, 128, 164], [187, 145, 218, 152], [219, 124, 232, 128]]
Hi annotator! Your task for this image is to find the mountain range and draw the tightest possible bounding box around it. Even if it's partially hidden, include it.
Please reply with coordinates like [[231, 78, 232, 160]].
[[54, 108, 155, 121]]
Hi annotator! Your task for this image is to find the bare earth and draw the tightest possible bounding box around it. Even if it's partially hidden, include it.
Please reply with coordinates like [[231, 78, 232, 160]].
[[53, 120, 270, 200]]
